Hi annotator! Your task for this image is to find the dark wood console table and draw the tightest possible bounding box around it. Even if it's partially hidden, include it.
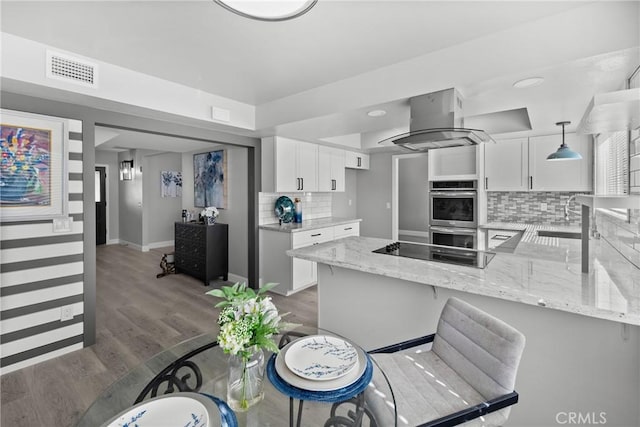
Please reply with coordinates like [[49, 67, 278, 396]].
[[174, 222, 228, 286]]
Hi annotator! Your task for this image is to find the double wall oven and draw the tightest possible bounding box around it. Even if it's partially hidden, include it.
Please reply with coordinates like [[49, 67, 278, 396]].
[[429, 180, 478, 249]]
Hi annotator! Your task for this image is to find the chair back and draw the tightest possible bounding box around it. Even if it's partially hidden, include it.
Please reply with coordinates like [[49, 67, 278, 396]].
[[432, 297, 526, 399]]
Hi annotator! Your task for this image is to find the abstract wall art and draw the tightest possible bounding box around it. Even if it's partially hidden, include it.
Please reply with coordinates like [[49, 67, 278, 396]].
[[0, 109, 68, 221], [161, 170, 182, 198], [193, 149, 227, 208]]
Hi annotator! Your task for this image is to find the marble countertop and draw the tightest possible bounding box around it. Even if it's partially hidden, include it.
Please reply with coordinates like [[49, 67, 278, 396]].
[[287, 230, 640, 326], [260, 217, 362, 233]]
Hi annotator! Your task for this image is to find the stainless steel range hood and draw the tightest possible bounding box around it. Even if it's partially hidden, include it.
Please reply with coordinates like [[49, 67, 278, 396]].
[[382, 88, 494, 151]]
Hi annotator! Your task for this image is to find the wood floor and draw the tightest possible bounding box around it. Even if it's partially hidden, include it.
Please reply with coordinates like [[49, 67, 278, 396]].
[[0, 244, 318, 427]]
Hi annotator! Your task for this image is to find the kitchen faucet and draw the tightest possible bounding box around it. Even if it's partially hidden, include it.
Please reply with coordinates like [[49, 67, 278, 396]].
[[563, 194, 581, 221]]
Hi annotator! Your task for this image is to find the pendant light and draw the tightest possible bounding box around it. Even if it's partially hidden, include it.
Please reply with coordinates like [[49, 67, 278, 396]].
[[214, 0, 317, 21], [546, 121, 582, 161]]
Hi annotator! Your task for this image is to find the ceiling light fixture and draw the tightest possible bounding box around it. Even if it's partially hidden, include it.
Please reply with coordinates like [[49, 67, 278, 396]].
[[213, 0, 317, 22], [367, 109, 387, 117], [513, 77, 544, 89], [546, 121, 583, 161]]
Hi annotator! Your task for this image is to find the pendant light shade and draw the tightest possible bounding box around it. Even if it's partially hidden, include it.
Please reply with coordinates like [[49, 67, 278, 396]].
[[546, 121, 583, 161], [214, 0, 317, 21]]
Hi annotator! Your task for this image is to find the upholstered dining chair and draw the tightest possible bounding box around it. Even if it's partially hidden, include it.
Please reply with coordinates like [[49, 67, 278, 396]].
[[364, 297, 526, 427]]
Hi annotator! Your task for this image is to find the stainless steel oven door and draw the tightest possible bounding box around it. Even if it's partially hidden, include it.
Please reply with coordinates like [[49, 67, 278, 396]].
[[429, 191, 477, 228], [430, 226, 477, 249]]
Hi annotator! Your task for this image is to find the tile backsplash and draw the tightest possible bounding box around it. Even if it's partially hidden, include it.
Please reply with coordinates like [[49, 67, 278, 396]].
[[596, 209, 640, 268], [487, 192, 584, 226], [259, 192, 332, 224]]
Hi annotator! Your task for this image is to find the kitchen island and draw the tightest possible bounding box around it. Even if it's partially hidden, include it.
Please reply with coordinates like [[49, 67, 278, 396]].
[[287, 234, 640, 426]]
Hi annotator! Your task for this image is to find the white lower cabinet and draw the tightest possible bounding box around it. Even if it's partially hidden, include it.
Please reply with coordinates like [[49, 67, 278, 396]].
[[260, 222, 360, 296]]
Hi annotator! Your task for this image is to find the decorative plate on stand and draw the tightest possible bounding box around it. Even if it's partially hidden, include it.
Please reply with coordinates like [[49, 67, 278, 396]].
[[274, 196, 295, 223]]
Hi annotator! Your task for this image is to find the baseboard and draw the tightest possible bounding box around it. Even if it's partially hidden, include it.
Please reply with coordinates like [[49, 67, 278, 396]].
[[107, 239, 120, 245], [227, 273, 248, 284], [118, 240, 143, 252], [146, 240, 175, 250]]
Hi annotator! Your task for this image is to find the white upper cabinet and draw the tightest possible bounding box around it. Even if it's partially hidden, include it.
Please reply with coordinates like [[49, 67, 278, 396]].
[[428, 145, 480, 181], [262, 136, 318, 192], [528, 133, 592, 192], [484, 138, 528, 191], [345, 151, 370, 170], [318, 146, 346, 192], [483, 133, 593, 192]]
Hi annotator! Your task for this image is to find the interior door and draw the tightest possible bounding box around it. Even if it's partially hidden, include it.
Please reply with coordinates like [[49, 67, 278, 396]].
[[95, 166, 107, 245]]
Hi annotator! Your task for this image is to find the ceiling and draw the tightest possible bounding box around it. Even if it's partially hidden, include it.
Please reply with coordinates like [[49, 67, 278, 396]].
[[1, 1, 639, 152]]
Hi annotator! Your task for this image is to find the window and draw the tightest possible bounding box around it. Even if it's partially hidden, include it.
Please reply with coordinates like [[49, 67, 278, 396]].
[[596, 130, 628, 196]]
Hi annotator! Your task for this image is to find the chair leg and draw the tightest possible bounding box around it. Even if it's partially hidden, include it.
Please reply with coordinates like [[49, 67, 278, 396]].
[[325, 394, 377, 427]]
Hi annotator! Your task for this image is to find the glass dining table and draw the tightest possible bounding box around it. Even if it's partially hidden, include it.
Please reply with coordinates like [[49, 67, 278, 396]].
[[76, 325, 397, 427]]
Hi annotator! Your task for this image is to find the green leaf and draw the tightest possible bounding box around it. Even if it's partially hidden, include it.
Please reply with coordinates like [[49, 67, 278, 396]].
[[206, 289, 225, 298], [257, 282, 279, 295]]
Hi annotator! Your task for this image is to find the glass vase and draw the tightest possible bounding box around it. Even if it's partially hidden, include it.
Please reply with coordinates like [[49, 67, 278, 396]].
[[227, 346, 265, 411]]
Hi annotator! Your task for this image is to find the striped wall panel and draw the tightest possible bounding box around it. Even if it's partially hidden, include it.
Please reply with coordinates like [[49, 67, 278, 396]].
[[0, 116, 84, 375]]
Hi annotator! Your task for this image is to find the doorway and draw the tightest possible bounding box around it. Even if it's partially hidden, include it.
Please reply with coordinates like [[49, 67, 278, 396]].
[[95, 166, 107, 245]]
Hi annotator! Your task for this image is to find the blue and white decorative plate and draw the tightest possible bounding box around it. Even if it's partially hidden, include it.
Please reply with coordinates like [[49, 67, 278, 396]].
[[274, 196, 295, 223], [284, 335, 358, 381], [101, 393, 224, 427]]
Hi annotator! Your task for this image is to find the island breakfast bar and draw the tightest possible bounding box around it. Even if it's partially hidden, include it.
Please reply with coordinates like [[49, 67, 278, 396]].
[[287, 235, 640, 427]]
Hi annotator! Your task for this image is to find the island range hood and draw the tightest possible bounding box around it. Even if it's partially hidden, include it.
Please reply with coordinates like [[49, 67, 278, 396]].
[[382, 88, 494, 151]]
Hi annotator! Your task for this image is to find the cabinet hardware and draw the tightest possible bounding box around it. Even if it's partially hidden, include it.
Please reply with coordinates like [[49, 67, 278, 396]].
[[344, 227, 352, 230], [296, 177, 301, 190], [357, 156, 361, 167], [485, 177, 488, 190], [311, 233, 321, 237], [529, 176, 533, 190], [301, 177, 304, 190]]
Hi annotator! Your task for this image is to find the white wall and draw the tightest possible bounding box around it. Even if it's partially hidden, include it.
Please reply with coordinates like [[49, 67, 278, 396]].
[[142, 152, 182, 248], [182, 145, 248, 282], [398, 154, 429, 232], [331, 169, 358, 219], [118, 150, 143, 249], [356, 151, 394, 238]]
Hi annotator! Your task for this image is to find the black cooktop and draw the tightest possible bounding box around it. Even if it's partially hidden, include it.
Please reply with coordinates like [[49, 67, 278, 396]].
[[373, 242, 495, 269]]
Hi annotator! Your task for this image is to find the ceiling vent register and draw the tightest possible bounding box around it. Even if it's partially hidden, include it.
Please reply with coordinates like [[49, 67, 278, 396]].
[[46, 51, 98, 88]]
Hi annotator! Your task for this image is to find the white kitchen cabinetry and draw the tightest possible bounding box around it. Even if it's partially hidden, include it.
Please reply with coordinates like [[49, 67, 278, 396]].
[[428, 145, 482, 181], [483, 134, 593, 192], [345, 151, 370, 170], [318, 146, 346, 192], [484, 138, 528, 191], [260, 221, 360, 296], [528, 133, 592, 191], [261, 136, 318, 192]]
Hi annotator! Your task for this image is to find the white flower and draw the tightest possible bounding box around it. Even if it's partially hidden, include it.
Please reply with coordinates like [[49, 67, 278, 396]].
[[200, 206, 219, 218]]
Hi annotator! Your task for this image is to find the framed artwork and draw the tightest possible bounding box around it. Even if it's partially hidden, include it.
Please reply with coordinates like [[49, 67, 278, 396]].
[[0, 109, 68, 221], [193, 150, 227, 208], [161, 170, 182, 198]]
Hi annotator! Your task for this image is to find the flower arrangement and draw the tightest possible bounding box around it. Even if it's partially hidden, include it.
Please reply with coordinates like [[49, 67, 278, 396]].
[[200, 206, 219, 219], [207, 282, 287, 410], [207, 282, 283, 357]]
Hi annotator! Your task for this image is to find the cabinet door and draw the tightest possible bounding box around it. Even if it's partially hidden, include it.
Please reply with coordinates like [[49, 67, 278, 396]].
[[274, 137, 299, 192], [528, 133, 592, 191], [331, 148, 346, 191], [345, 151, 369, 169], [484, 138, 528, 191], [297, 141, 318, 191], [428, 145, 477, 180], [318, 146, 333, 191], [292, 258, 316, 290]]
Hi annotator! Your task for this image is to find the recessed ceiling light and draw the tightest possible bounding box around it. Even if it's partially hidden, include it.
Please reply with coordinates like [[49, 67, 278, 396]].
[[367, 109, 387, 117], [513, 77, 545, 89]]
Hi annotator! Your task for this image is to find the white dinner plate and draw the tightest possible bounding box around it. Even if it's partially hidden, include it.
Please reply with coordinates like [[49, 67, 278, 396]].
[[284, 335, 358, 381], [276, 337, 366, 391], [101, 392, 222, 427]]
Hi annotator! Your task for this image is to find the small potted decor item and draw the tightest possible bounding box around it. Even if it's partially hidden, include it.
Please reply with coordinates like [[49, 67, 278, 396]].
[[206, 282, 286, 411], [200, 206, 219, 225]]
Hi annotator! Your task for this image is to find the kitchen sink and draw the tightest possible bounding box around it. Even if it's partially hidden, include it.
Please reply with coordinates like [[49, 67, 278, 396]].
[[537, 230, 582, 239]]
